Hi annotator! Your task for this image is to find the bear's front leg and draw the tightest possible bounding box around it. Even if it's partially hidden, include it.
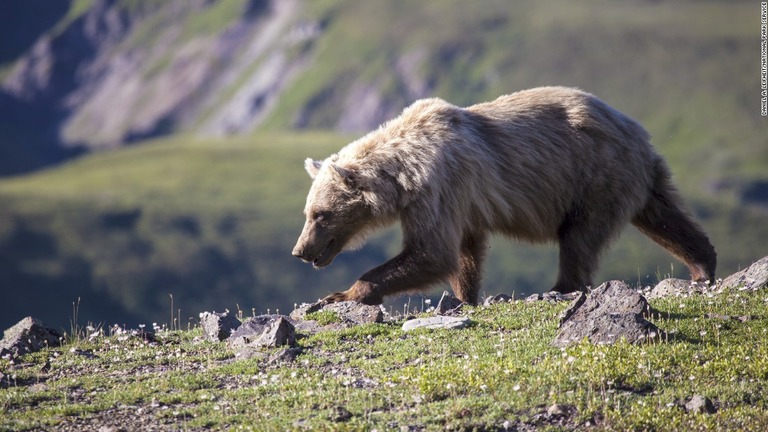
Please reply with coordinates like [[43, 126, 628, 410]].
[[322, 280, 383, 305], [322, 247, 457, 305]]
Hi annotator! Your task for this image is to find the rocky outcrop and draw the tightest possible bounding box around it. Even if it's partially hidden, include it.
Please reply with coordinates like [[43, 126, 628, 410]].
[[199, 311, 241, 342], [554, 281, 661, 347], [0, 317, 62, 358], [720, 255, 768, 292], [226, 314, 294, 350]]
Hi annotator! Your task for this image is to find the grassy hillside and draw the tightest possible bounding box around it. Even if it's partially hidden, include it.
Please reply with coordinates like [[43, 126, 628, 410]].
[[3, 287, 768, 430]]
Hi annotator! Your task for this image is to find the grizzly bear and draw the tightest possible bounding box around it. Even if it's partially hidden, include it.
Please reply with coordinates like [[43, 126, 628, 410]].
[[292, 86, 716, 305]]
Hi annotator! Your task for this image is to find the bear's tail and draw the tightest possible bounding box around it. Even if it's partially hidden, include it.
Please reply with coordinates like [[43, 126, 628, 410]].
[[631, 158, 717, 283]]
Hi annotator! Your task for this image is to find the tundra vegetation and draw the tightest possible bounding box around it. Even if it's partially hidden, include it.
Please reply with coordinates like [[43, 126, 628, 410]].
[[2, 283, 768, 430]]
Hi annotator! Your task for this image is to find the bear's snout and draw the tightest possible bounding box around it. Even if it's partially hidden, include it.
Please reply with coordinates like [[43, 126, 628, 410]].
[[291, 245, 305, 260]]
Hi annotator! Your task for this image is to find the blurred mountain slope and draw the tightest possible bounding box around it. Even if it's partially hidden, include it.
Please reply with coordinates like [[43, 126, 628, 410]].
[[0, 0, 763, 181]]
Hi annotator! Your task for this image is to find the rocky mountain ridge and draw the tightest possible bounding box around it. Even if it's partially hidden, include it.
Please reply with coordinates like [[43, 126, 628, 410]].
[[0, 0, 763, 184], [1, 0, 317, 174]]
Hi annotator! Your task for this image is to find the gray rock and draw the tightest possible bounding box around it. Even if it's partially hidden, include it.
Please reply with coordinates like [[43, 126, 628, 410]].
[[546, 403, 575, 418], [232, 318, 296, 359], [553, 281, 661, 347], [685, 394, 716, 414], [323, 301, 384, 324], [721, 255, 768, 292], [226, 315, 294, 350], [558, 292, 586, 326], [199, 311, 241, 342], [255, 317, 295, 348], [287, 300, 385, 335], [268, 347, 302, 364], [292, 320, 348, 335], [1, 317, 63, 358], [435, 291, 463, 315], [647, 278, 706, 299], [328, 406, 353, 422], [525, 293, 542, 302], [289, 302, 325, 321], [526, 291, 581, 303], [483, 293, 513, 306], [401, 316, 471, 332]]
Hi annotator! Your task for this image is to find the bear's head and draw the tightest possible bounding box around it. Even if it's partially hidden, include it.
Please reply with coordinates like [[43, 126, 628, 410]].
[[292, 158, 379, 268]]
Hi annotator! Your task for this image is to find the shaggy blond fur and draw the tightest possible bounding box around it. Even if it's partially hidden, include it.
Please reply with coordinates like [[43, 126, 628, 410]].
[[292, 86, 716, 304]]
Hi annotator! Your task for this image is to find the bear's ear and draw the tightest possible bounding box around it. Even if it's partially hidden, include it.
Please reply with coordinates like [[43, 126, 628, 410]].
[[331, 164, 360, 189], [304, 158, 323, 179]]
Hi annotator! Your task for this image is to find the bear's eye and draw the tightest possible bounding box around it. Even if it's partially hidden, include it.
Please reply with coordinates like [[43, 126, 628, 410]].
[[313, 211, 331, 223]]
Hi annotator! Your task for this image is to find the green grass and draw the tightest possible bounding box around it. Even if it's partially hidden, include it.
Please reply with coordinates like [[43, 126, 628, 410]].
[[305, 309, 343, 325], [0, 132, 341, 214], [2, 287, 768, 430]]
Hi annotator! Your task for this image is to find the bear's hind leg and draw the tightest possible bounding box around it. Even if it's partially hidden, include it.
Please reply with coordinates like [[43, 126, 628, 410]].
[[552, 207, 622, 293], [631, 164, 716, 283], [449, 232, 488, 304]]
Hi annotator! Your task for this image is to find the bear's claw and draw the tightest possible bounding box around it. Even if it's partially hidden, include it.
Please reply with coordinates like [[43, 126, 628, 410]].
[[322, 291, 351, 304]]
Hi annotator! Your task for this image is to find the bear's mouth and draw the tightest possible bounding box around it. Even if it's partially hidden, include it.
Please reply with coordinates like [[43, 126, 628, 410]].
[[313, 239, 336, 268]]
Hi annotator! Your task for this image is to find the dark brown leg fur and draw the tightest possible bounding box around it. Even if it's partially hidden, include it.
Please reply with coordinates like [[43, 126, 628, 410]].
[[631, 162, 717, 283], [323, 245, 457, 305], [449, 232, 488, 304], [553, 203, 627, 294]]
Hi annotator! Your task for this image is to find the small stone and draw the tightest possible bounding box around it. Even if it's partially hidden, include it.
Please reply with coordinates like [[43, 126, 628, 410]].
[[199, 311, 241, 342], [323, 301, 384, 324], [226, 315, 293, 350], [0, 317, 63, 358], [525, 293, 542, 302], [685, 395, 715, 414], [703, 313, 751, 323], [401, 316, 471, 332], [647, 278, 703, 299], [526, 291, 580, 302], [268, 347, 302, 364], [329, 406, 353, 422], [483, 293, 513, 306], [554, 291, 582, 302], [233, 317, 295, 359], [546, 403, 574, 417], [254, 317, 295, 348], [435, 291, 463, 315], [28, 383, 49, 393], [292, 320, 347, 335]]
